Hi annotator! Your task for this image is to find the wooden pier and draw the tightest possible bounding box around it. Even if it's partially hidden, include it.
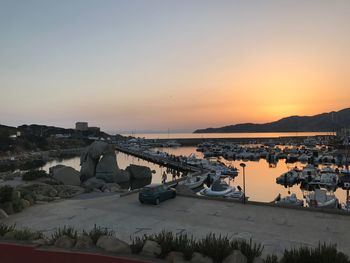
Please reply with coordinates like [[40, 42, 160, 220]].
[[115, 145, 202, 173]]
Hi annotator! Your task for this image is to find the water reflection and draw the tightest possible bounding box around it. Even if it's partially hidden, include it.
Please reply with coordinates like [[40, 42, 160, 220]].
[[40, 147, 347, 203], [41, 151, 182, 189], [156, 147, 347, 204]]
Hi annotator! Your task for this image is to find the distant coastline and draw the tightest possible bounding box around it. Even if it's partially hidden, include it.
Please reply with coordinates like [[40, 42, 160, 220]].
[[194, 107, 350, 134]]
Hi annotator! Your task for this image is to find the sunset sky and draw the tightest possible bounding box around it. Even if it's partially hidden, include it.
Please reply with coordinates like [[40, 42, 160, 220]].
[[1, 0, 349, 132]]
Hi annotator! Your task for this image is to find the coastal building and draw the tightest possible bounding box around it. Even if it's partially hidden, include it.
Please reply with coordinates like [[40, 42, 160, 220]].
[[75, 122, 88, 131]]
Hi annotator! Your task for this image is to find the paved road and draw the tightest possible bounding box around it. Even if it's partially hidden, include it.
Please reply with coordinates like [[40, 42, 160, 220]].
[[2, 193, 350, 256]]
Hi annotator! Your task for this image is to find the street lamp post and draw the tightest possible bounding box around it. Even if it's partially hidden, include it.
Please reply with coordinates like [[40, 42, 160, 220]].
[[240, 163, 246, 204]]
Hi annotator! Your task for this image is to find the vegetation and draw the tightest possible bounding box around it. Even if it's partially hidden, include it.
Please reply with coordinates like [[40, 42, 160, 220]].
[[22, 170, 48, 181], [0, 224, 348, 263], [131, 231, 262, 263], [279, 243, 350, 263], [12, 228, 44, 241], [0, 223, 16, 236], [50, 226, 78, 245], [83, 224, 114, 244]]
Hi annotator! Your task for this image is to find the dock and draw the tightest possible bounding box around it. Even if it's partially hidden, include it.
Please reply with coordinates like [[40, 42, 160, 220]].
[[115, 145, 203, 173]]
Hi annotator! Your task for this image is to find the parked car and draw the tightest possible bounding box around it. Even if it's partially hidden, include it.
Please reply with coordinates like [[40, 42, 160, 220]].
[[139, 184, 176, 205]]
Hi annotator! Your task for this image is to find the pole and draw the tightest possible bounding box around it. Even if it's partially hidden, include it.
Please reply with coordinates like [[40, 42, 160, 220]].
[[240, 163, 246, 204], [243, 166, 246, 204]]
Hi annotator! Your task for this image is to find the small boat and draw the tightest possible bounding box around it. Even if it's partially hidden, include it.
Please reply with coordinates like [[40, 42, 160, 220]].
[[200, 180, 233, 197], [220, 166, 239, 177], [179, 175, 206, 189], [274, 193, 304, 207], [224, 186, 247, 201], [306, 189, 339, 209], [276, 170, 299, 185]]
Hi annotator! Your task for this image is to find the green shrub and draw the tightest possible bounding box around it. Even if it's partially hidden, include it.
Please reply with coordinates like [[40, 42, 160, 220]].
[[50, 226, 78, 244], [139, 231, 194, 259], [83, 224, 114, 244], [196, 233, 233, 263], [22, 170, 47, 181], [13, 228, 44, 241], [264, 255, 279, 263], [0, 223, 16, 236], [130, 235, 147, 254], [231, 238, 263, 263], [0, 185, 13, 203], [281, 243, 350, 263]]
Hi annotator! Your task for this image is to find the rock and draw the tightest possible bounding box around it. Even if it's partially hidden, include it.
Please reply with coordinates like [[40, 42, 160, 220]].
[[96, 154, 118, 183], [140, 240, 161, 257], [54, 235, 75, 249], [83, 177, 106, 190], [49, 165, 66, 175], [53, 166, 81, 186], [23, 194, 35, 205], [75, 235, 93, 249], [166, 251, 186, 263], [3, 231, 16, 239], [80, 155, 98, 182], [55, 185, 85, 198], [126, 165, 152, 180], [20, 199, 31, 209], [222, 250, 247, 263], [0, 208, 8, 219], [96, 235, 131, 254], [191, 252, 213, 263], [80, 141, 113, 182], [101, 183, 121, 192], [253, 257, 264, 263], [115, 169, 130, 184]]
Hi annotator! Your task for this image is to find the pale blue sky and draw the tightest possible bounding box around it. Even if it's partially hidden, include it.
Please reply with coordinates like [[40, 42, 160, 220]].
[[1, 0, 349, 132]]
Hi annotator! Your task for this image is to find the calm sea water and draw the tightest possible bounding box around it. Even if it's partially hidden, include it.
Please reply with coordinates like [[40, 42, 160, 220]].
[[121, 132, 332, 139], [41, 146, 347, 204]]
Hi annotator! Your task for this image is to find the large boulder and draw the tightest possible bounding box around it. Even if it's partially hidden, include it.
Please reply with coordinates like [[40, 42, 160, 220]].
[[96, 154, 118, 183], [54, 235, 75, 249], [83, 178, 106, 190], [126, 165, 152, 180], [52, 166, 81, 186], [80, 156, 98, 182], [115, 169, 130, 184], [75, 235, 93, 249], [191, 252, 213, 263], [166, 251, 186, 263], [80, 141, 118, 182], [140, 240, 161, 257], [222, 250, 247, 263], [96, 235, 131, 254]]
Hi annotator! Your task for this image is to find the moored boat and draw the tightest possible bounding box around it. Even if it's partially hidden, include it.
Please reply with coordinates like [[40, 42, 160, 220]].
[[200, 180, 233, 197], [306, 188, 339, 209]]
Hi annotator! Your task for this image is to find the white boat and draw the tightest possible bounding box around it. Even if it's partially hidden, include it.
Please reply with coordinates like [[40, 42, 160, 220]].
[[309, 166, 338, 188], [224, 186, 247, 201], [274, 193, 304, 207], [220, 166, 239, 177], [306, 189, 339, 209], [179, 175, 206, 189], [276, 170, 299, 185], [299, 164, 318, 182], [200, 180, 233, 197]]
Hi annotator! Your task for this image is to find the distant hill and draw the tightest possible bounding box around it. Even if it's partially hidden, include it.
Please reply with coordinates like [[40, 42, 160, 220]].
[[194, 108, 350, 133]]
